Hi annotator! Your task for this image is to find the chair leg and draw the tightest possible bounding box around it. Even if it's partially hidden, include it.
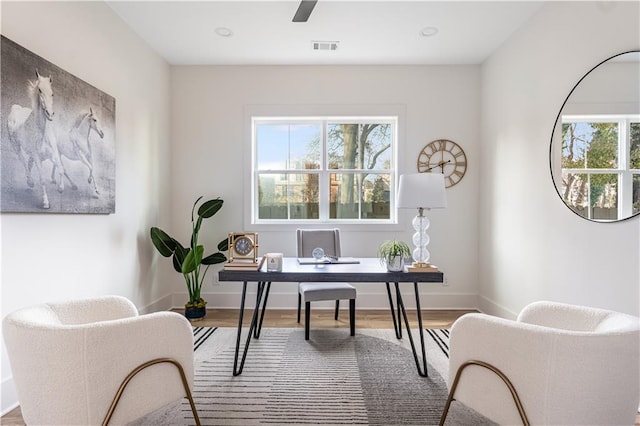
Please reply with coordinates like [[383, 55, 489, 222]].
[[103, 358, 201, 426], [349, 299, 355, 336], [297, 293, 301, 323], [439, 360, 530, 426], [334, 300, 340, 320], [305, 301, 311, 340]]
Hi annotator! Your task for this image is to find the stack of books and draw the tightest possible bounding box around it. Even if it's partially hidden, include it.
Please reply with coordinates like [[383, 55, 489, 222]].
[[223, 256, 266, 271], [406, 263, 439, 273]]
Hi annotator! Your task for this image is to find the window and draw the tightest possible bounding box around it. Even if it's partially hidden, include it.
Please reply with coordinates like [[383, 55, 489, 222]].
[[561, 115, 640, 220], [252, 117, 397, 224]]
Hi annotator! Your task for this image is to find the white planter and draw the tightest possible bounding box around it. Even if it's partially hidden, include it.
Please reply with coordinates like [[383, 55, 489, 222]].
[[385, 256, 405, 272]]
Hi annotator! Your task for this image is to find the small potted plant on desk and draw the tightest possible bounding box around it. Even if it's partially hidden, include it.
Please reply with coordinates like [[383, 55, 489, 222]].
[[378, 240, 412, 272], [150, 196, 228, 320]]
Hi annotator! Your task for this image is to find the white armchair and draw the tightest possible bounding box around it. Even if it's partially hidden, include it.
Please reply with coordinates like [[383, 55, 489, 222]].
[[441, 301, 640, 426], [3, 295, 200, 425]]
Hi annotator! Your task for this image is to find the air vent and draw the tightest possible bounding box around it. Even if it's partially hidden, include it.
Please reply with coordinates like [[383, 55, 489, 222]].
[[312, 41, 339, 51]]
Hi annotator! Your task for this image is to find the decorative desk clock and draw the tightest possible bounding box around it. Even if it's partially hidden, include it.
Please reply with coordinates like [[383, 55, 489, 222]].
[[228, 232, 259, 263]]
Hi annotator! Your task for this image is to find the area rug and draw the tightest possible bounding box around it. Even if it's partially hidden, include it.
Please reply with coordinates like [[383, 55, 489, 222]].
[[131, 327, 492, 426]]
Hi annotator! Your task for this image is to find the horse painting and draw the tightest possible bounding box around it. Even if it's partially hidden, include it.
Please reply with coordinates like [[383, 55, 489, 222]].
[[7, 71, 60, 209], [2, 35, 115, 213], [53, 108, 105, 198]]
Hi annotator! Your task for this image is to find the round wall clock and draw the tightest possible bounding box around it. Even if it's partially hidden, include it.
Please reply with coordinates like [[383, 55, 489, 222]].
[[228, 232, 259, 263], [417, 139, 467, 188]]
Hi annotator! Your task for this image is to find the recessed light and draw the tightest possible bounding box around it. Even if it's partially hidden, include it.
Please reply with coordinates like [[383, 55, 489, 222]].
[[419, 26, 439, 37], [215, 27, 233, 37]]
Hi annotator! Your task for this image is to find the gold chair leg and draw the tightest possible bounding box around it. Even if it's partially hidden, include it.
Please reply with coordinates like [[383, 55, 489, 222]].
[[439, 360, 530, 426], [102, 357, 201, 426]]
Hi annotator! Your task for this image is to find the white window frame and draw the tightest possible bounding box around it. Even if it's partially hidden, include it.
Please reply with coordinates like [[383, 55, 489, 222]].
[[246, 111, 401, 231], [561, 114, 640, 220]]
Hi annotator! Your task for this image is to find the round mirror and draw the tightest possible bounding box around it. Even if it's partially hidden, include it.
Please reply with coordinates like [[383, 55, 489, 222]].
[[550, 50, 640, 222]]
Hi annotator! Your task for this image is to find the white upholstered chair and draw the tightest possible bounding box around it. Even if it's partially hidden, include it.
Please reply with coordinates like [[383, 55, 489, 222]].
[[3, 295, 200, 425], [296, 228, 356, 340], [440, 301, 640, 426]]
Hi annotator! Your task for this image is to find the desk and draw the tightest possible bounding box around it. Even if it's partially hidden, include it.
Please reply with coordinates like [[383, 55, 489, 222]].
[[218, 257, 444, 377]]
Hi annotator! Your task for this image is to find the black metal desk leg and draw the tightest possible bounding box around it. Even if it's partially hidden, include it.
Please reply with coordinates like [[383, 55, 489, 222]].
[[385, 282, 402, 339], [233, 281, 267, 376], [255, 282, 272, 338], [393, 282, 428, 377], [413, 281, 428, 376], [233, 281, 249, 376], [396, 283, 402, 339]]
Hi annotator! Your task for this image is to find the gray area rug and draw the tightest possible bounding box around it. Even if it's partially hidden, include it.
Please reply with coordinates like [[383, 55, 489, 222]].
[[131, 327, 492, 426]]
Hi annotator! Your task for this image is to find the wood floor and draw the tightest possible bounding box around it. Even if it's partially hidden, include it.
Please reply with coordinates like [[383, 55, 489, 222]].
[[2, 308, 639, 425]]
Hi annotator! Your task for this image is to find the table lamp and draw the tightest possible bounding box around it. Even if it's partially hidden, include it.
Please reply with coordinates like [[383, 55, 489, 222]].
[[396, 172, 447, 269]]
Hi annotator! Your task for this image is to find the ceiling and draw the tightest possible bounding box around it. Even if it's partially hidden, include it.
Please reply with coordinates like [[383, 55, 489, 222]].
[[106, 1, 543, 66]]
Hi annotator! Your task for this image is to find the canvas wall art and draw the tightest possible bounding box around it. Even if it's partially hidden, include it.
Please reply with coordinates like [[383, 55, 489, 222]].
[[1, 35, 116, 213]]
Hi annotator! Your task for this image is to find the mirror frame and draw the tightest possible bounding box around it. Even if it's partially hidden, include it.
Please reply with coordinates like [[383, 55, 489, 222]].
[[549, 49, 640, 223]]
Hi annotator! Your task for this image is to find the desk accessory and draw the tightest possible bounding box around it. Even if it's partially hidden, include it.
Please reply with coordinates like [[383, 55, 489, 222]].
[[297, 257, 360, 265], [378, 240, 411, 272], [265, 253, 283, 271], [397, 173, 447, 271], [228, 232, 258, 263], [224, 255, 265, 271]]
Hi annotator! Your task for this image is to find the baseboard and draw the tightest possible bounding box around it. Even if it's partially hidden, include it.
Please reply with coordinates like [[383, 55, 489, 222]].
[[171, 291, 480, 311], [1, 376, 18, 417], [139, 293, 173, 314], [477, 295, 518, 320]]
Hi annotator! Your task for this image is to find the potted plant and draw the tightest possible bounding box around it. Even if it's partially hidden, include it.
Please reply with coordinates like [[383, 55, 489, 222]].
[[378, 240, 411, 272], [150, 196, 228, 320]]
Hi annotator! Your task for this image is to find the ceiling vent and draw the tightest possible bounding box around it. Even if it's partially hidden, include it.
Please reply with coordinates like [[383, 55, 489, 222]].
[[312, 41, 339, 51]]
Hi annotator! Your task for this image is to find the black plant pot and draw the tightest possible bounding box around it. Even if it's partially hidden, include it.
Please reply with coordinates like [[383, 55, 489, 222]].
[[184, 305, 206, 321]]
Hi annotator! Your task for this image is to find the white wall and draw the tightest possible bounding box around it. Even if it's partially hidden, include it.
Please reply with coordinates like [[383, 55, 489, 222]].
[[0, 1, 172, 414], [479, 1, 640, 318], [170, 65, 481, 310]]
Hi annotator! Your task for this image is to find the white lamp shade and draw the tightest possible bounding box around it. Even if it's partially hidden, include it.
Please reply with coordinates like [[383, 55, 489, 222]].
[[397, 173, 447, 209]]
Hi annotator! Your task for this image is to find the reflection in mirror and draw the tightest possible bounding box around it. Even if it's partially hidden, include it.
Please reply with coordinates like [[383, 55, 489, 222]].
[[550, 51, 640, 222]]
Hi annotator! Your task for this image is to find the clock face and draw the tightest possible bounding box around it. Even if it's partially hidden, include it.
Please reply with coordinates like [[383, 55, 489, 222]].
[[234, 236, 253, 256], [417, 139, 467, 188], [228, 232, 259, 263]]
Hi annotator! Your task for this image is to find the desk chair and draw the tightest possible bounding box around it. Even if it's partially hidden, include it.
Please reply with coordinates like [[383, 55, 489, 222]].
[[297, 228, 356, 340]]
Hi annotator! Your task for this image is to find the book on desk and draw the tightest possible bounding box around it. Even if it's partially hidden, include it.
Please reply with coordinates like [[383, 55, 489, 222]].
[[224, 256, 266, 271]]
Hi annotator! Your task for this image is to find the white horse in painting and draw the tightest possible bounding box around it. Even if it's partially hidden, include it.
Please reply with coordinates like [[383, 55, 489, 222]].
[[7, 71, 61, 209], [53, 108, 105, 197]]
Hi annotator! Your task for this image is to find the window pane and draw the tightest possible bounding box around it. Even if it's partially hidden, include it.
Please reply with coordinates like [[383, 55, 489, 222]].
[[561, 172, 589, 219], [590, 173, 617, 220], [631, 122, 640, 169], [329, 173, 360, 219], [258, 173, 319, 220], [256, 124, 320, 170], [633, 174, 640, 215], [362, 174, 390, 219], [258, 174, 288, 219], [290, 173, 319, 219], [562, 122, 618, 169], [327, 123, 392, 170]]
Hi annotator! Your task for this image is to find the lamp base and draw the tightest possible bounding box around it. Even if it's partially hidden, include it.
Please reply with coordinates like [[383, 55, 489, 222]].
[[406, 262, 439, 273]]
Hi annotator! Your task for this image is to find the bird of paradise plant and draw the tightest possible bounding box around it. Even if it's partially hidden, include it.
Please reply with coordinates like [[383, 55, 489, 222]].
[[150, 196, 228, 313]]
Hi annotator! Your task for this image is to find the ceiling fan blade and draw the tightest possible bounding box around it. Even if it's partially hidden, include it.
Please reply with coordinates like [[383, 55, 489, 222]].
[[292, 0, 317, 23]]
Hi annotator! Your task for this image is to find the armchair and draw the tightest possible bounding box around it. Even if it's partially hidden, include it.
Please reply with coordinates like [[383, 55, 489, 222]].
[[441, 301, 640, 425], [3, 295, 200, 425]]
